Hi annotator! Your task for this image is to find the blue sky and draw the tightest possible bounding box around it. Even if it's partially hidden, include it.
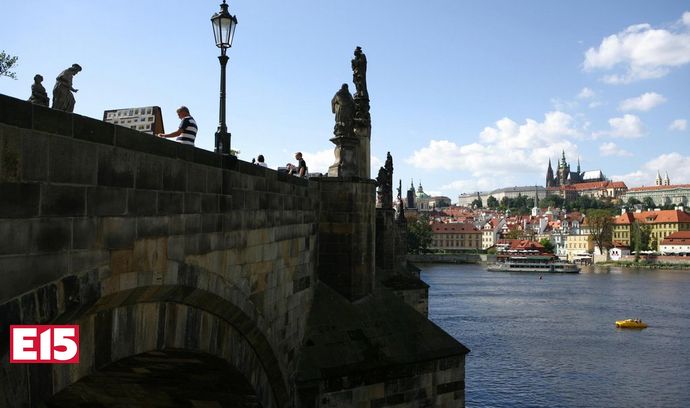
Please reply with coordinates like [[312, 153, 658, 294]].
[[2, 1, 689, 200]]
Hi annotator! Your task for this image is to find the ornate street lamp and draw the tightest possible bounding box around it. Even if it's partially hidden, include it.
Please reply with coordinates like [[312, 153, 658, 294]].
[[211, 0, 238, 155]]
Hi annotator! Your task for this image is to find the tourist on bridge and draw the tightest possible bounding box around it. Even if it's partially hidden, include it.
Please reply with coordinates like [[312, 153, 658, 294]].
[[287, 152, 307, 177], [157, 106, 197, 145]]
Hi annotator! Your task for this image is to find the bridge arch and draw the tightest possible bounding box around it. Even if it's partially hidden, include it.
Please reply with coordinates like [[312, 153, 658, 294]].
[[1, 261, 291, 408]]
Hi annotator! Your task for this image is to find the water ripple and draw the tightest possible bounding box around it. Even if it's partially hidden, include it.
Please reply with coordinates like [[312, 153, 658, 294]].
[[423, 264, 690, 408]]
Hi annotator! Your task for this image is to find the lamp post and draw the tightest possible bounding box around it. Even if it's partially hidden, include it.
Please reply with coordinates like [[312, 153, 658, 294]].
[[211, 0, 238, 155]]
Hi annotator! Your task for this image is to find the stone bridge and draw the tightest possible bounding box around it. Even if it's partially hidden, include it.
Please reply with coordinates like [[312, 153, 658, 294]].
[[0, 94, 468, 407]]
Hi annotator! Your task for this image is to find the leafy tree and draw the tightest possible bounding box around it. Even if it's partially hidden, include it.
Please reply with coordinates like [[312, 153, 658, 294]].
[[505, 226, 523, 239], [471, 197, 483, 208], [487, 195, 499, 209], [631, 220, 651, 255], [407, 214, 432, 254], [539, 238, 555, 254], [0, 51, 19, 79], [587, 209, 613, 254], [526, 198, 535, 209], [642, 196, 656, 210], [540, 194, 564, 209], [626, 197, 641, 207]]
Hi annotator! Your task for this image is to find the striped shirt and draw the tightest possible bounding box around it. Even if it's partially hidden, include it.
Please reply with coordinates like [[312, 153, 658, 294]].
[[176, 116, 197, 145]]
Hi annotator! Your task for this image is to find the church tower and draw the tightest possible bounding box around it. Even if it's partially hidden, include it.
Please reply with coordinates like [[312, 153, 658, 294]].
[[655, 171, 662, 186], [546, 159, 554, 187], [664, 171, 670, 186], [558, 150, 570, 186], [406, 179, 416, 209]]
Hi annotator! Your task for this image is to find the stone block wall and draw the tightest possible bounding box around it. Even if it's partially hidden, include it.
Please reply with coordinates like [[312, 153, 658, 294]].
[[315, 177, 376, 301], [317, 356, 465, 408], [0, 94, 319, 406]]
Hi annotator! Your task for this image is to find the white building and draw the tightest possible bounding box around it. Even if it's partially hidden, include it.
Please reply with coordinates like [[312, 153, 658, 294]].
[[609, 247, 631, 261], [103, 106, 164, 135], [458, 186, 547, 208], [659, 231, 690, 255]]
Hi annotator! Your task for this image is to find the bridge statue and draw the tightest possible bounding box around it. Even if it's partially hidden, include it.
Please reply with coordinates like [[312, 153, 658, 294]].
[[331, 83, 355, 137], [52, 63, 82, 112]]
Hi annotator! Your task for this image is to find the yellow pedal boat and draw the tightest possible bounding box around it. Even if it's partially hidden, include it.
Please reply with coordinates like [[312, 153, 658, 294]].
[[615, 319, 647, 329]]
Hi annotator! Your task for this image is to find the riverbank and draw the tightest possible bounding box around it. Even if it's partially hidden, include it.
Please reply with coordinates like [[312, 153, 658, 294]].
[[407, 253, 491, 264], [597, 260, 690, 269]]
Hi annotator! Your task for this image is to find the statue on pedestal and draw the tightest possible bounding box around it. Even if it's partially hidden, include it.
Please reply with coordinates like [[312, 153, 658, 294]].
[[375, 152, 394, 208], [52, 63, 82, 112], [351, 46, 368, 99], [331, 83, 355, 137], [28, 74, 49, 106], [351, 47, 371, 128]]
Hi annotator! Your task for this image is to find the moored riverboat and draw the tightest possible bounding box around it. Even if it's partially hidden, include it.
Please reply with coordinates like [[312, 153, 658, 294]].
[[487, 255, 580, 273]]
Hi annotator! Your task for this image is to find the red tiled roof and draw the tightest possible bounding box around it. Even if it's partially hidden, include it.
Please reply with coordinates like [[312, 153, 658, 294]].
[[627, 184, 690, 192], [548, 181, 627, 191], [661, 231, 690, 245], [614, 210, 690, 225]]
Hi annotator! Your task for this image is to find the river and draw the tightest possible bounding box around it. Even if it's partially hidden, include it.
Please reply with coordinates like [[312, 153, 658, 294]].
[[420, 264, 690, 408]]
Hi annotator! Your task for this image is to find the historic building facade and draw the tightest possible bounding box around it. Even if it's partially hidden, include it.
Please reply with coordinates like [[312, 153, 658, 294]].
[[545, 151, 605, 188], [621, 177, 690, 207], [612, 209, 690, 251], [430, 223, 483, 251]]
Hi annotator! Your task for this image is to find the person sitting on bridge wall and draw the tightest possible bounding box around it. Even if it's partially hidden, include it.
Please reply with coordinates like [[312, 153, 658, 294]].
[[287, 152, 307, 177]]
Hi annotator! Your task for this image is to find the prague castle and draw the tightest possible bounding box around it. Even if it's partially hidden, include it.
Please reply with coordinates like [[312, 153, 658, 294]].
[[545, 151, 606, 188]]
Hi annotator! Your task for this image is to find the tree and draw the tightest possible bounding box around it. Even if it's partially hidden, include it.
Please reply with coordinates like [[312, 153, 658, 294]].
[[540, 194, 564, 209], [631, 220, 651, 256], [539, 238, 555, 254], [0, 51, 19, 79], [486, 195, 499, 209], [471, 197, 483, 208], [505, 226, 523, 239], [407, 214, 432, 254], [642, 196, 656, 210], [587, 209, 613, 254], [626, 197, 641, 207]]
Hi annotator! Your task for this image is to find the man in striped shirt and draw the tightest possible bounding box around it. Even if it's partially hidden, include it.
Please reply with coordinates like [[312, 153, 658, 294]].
[[157, 106, 197, 145]]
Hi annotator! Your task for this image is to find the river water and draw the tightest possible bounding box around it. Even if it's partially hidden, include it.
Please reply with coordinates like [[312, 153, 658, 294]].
[[420, 264, 690, 408]]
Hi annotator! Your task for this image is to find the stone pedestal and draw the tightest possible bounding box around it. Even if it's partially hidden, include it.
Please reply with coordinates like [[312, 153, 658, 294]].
[[327, 135, 359, 177], [354, 95, 371, 179], [375, 208, 397, 281], [315, 178, 376, 301]]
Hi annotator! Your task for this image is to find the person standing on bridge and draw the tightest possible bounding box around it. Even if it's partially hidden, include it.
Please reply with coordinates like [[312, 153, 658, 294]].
[[157, 106, 197, 145]]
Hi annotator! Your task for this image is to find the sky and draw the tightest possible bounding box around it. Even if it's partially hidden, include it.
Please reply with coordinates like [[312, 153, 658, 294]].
[[2, 1, 689, 201]]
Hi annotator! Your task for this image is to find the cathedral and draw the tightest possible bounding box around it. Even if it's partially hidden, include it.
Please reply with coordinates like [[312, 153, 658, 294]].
[[545, 151, 606, 188]]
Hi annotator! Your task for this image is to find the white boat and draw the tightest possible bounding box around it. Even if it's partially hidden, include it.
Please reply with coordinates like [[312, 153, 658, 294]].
[[487, 255, 580, 273]]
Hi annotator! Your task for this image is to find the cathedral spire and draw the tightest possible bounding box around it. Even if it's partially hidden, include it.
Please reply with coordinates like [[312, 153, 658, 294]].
[[577, 157, 581, 174], [656, 171, 662, 186], [546, 158, 554, 188]]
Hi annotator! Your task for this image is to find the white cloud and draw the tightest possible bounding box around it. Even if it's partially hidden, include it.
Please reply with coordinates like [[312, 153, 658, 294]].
[[599, 142, 633, 157], [302, 149, 335, 174], [594, 114, 645, 138], [618, 92, 666, 111], [578, 87, 595, 99], [440, 178, 497, 194], [612, 152, 690, 186], [684, 11, 690, 26], [669, 119, 688, 131], [406, 111, 581, 184], [583, 13, 690, 83]]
